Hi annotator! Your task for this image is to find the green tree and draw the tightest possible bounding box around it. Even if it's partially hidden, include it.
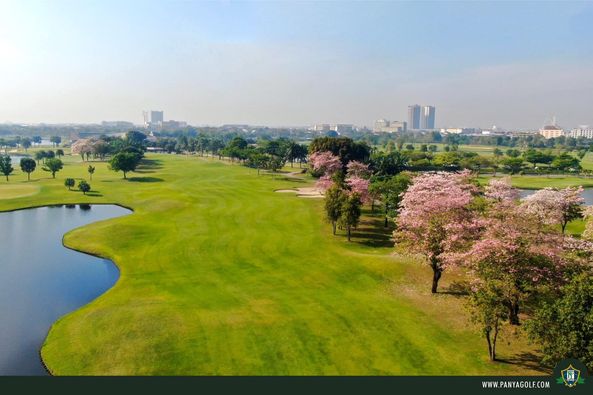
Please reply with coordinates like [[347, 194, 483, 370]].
[[19, 157, 36, 181], [339, 193, 362, 241], [78, 180, 91, 195], [34, 151, 46, 164], [64, 178, 75, 190], [370, 172, 412, 227], [21, 138, 32, 152], [552, 153, 581, 172], [247, 152, 269, 175], [0, 155, 14, 181], [505, 148, 521, 158], [56, 149, 64, 158], [493, 148, 503, 159], [109, 152, 141, 179], [526, 273, 593, 370], [125, 130, 147, 146], [88, 165, 96, 181], [49, 135, 62, 147], [468, 284, 508, 361], [324, 185, 346, 235], [502, 157, 524, 174], [42, 158, 63, 178]]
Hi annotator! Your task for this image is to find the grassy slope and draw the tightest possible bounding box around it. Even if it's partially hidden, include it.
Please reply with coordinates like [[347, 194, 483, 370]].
[[0, 154, 543, 375]]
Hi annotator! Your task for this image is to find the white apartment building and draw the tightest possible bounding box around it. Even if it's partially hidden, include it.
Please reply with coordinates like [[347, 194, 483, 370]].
[[569, 126, 593, 139]]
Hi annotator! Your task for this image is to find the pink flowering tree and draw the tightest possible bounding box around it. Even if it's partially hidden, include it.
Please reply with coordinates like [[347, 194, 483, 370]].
[[346, 160, 371, 179], [452, 203, 571, 326], [346, 176, 370, 203], [582, 206, 593, 241], [310, 151, 343, 192], [395, 171, 479, 293], [521, 186, 584, 233], [484, 177, 519, 203], [309, 151, 342, 176]]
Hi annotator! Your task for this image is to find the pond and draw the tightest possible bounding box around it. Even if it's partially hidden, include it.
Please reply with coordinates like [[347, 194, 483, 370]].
[[518, 188, 593, 205], [0, 204, 131, 375]]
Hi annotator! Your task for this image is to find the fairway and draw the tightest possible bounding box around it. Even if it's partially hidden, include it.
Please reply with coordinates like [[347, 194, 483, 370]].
[[0, 154, 543, 375], [0, 184, 40, 199]]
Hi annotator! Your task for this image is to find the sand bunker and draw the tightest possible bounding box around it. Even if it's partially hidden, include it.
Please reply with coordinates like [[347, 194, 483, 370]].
[[275, 187, 324, 199]]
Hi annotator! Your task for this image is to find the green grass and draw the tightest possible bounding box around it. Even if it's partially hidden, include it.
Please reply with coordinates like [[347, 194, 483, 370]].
[[0, 183, 40, 199], [0, 153, 544, 375]]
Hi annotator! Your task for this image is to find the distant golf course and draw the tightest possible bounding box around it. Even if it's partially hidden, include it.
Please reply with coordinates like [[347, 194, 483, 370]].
[[1, 152, 582, 375]]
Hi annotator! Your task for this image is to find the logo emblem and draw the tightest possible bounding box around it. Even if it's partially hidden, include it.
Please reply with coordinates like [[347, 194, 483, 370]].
[[561, 365, 581, 387]]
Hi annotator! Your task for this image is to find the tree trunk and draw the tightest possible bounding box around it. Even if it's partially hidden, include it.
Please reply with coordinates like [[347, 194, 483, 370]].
[[27, 173, 30, 181], [347, 226, 351, 241], [52, 173, 55, 179], [332, 221, 337, 235], [371, 199, 375, 212], [492, 321, 499, 361], [561, 221, 567, 234], [384, 216, 388, 228], [485, 328, 493, 361], [431, 260, 442, 293], [508, 301, 520, 325], [123, 171, 127, 179]]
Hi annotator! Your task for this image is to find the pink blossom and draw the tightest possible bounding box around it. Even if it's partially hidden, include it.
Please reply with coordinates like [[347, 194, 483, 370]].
[[315, 175, 335, 191], [485, 177, 519, 202], [346, 161, 371, 179], [346, 176, 371, 203], [521, 186, 584, 232], [394, 171, 480, 292], [309, 151, 342, 176]]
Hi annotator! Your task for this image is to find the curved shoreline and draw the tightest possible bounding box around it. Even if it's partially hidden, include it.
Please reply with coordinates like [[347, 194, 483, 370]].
[[1, 203, 134, 376]]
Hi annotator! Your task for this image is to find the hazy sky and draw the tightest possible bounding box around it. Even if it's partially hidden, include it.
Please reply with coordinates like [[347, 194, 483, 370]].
[[1, 0, 592, 129]]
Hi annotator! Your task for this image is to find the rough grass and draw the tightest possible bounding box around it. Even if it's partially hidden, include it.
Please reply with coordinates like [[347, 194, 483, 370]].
[[0, 153, 544, 375]]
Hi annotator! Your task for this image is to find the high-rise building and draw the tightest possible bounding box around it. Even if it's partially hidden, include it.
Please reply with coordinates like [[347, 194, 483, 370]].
[[150, 110, 164, 125], [420, 106, 436, 129], [408, 105, 421, 130]]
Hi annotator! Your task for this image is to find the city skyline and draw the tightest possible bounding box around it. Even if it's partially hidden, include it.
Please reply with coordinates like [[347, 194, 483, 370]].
[[1, 1, 592, 129]]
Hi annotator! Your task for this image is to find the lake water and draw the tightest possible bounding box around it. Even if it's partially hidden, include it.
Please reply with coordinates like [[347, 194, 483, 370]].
[[518, 188, 593, 205], [0, 204, 130, 375]]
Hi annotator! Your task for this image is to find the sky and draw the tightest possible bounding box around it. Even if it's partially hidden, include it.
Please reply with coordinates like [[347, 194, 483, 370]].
[[0, 0, 592, 129]]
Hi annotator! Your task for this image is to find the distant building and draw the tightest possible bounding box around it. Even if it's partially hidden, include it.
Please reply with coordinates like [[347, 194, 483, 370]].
[[440, 127, 477, 134], [374, 119, 389, 132], [331, 124, 353, 133], [311, 124, 331, 132], [539, 124, 565, 139], [408, 105, 421, 130], [101, 121, 135, 128], [420, 105, 436, 129], [569, 126, 593, 139], [150, 111, 164, 125], [161, 120, 187, 130], [374, 119, 407, 133]]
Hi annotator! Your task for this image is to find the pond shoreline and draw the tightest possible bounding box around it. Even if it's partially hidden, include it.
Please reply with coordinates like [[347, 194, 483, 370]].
[[0, 204, 133, 375]]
